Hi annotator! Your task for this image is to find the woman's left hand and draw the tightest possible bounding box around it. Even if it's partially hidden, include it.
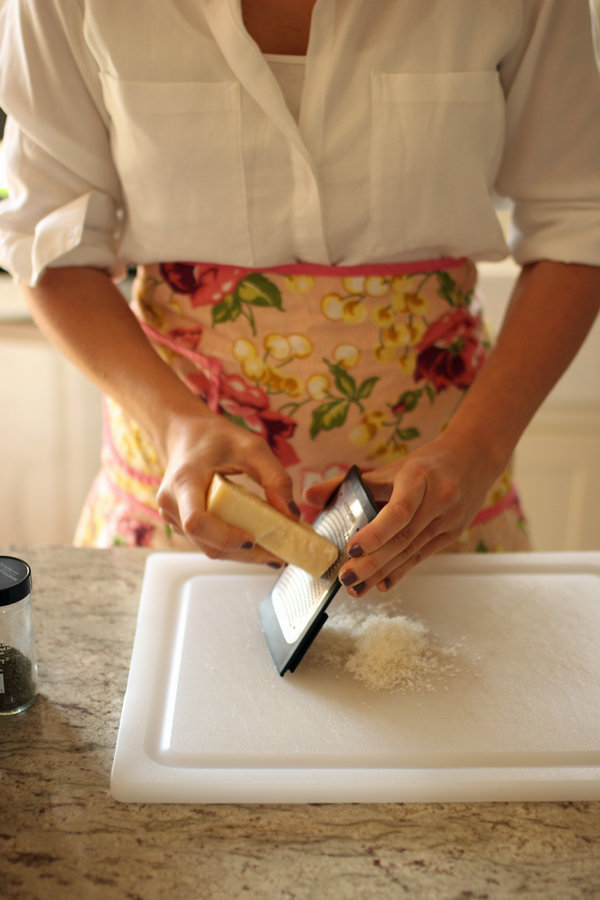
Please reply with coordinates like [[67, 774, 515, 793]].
[[304, 262, 600, 596], [304, 434, 496, 596]]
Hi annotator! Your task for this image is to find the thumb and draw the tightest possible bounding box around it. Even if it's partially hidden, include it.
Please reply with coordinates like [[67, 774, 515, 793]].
[[303, 472, 346, 510]]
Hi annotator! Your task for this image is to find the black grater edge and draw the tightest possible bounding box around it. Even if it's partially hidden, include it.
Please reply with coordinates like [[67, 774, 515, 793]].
[[259, 466, 378, 676]]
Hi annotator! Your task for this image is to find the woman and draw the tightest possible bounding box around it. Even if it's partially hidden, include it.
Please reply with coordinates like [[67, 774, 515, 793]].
[[1, 0, 599, 598]]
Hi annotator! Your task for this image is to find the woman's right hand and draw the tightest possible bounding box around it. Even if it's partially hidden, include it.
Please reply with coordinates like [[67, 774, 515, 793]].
[[155, 408, 299, 566], [19, 267, 299, 566]]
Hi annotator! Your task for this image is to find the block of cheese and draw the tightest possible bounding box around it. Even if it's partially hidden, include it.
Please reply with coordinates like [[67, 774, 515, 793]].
[[206, 474, 339, 578]]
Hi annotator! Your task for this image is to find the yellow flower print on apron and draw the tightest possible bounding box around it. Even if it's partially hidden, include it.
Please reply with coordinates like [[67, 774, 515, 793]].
[[74, 257, 531, 554]]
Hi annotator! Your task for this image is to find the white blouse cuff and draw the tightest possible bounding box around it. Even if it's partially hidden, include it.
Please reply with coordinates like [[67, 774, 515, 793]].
[[510, 201, 600, 268], [1, 191, 119, 286]]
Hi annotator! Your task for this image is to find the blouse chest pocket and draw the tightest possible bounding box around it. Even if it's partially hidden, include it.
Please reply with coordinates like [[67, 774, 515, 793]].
[[99, 75, 252, 264], [368, 71, 505, 258]]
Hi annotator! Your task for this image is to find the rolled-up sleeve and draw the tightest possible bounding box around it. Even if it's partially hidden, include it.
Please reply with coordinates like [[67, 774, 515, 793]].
[[0, 0, 123, 285], [495, 0, 600, 268]]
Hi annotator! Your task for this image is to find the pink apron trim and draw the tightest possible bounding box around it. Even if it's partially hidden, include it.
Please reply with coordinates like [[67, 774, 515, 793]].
[[139, 321, 222, 413], [470, 484, 520, 527], [103, 471, 164, 523], [175, 257, 470, 279], [102, 399, 163, 488]]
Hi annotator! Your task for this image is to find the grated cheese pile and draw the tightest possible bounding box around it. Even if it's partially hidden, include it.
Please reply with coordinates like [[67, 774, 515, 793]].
[[307, 603, 458, 693]]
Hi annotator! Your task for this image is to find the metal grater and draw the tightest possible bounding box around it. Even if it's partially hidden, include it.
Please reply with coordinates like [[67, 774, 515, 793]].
[[259, 466, 378, 675]]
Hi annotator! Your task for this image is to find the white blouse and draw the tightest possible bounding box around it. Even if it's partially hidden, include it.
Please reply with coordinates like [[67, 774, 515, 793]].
[[1, 0, 600, 286]]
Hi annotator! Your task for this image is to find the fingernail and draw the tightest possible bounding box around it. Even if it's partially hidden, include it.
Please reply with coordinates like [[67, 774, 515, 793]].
[[349, 581, 366, 596], [241, 542, 254, 550], [383, 577, 392, 591], [348, 544, 364, 558], [267, 561, 283, 569], [288, 501, 301, 517], [340, 570, 358, 586]]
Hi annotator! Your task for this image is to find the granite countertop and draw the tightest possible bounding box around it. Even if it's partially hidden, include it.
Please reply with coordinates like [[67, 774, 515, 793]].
[[1, 544, 599, 900]]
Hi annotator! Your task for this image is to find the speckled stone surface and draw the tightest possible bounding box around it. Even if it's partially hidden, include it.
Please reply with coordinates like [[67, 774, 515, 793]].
[[1, 544, 600, 900]]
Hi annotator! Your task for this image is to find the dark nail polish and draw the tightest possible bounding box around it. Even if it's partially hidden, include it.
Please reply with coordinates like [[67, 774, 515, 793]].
[[267, 561, 283, 569], [241, 542, 254, 550], [350, 582, 366, 596], [340, 570, 358, 586], [383, 577, 392, 591], [348, 544, 364, 558], [288, 501, 301, 517]]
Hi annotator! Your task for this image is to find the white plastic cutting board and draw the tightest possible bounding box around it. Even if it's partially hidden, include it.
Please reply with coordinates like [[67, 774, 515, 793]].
[[111, 552, 600, 803]]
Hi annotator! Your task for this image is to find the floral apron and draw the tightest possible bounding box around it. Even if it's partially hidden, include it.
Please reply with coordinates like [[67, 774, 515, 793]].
[[74, 258, 530, 553]]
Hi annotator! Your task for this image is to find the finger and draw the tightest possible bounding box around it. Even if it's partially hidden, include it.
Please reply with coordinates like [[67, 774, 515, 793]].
[[158, 506, 185, 536], [349, 473, 428, 558], [339, 511, 463, 595], [157, 503, 284, 567], [244, 448, 299, 519], [172, 534, 285, 567], [196, 541, 286, 568], [161, 472, 258, 553], [177, 506, 286, 566], [342, 532, 452, 598], [158, 457, 258, 548], [179, 479, 292, 566], [374, 531, 459, 592], [182, 504, 254, 553], [303, 472, 346, 509]]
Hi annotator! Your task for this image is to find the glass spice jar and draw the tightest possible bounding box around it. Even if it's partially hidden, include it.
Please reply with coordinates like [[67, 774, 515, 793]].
[[0, 556, 37, 715]]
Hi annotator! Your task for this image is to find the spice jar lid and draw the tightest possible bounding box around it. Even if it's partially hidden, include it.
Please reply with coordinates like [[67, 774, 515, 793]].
[[0, 557, 32, 606]]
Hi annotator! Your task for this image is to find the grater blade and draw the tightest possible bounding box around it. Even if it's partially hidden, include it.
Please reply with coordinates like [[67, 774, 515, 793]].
[[259, 466, 378, 675]]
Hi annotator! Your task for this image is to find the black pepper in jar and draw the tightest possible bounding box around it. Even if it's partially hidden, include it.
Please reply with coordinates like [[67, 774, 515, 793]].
[[0, 556, 37, 715], [0, 643, 35, 712]]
